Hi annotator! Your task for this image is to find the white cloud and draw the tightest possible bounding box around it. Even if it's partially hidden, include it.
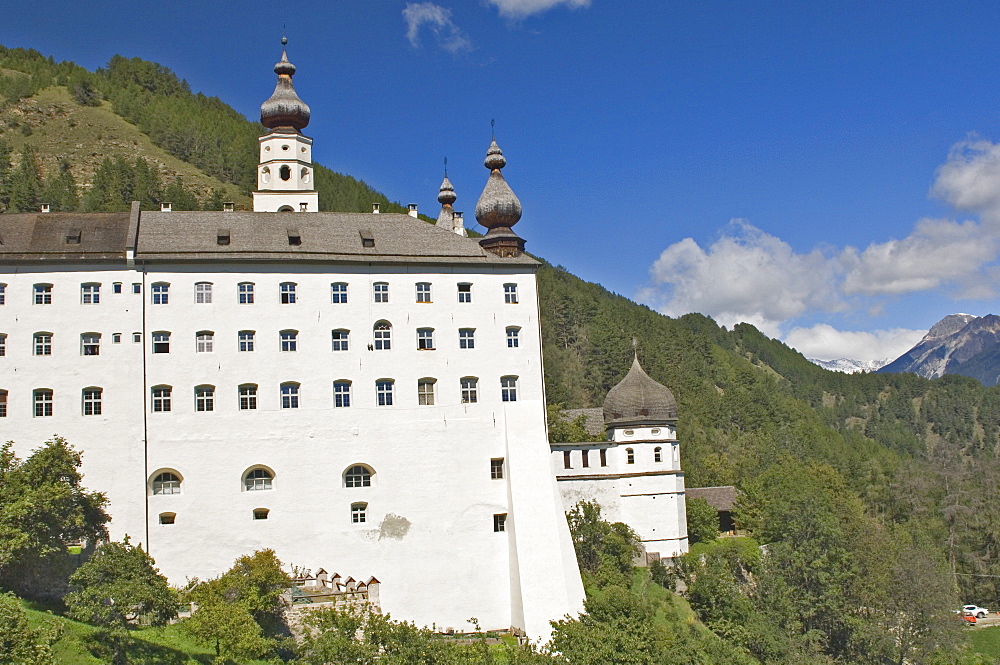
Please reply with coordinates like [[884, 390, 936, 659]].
[[931, 138, 1000, 216], [783, 324, 926, 363], [403, 3, 472, 53], [642, 220, 844, 337], [486, 0, 591, 19]]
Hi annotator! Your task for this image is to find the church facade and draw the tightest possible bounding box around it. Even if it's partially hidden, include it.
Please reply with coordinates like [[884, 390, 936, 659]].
[[0, 42, 584, 640]]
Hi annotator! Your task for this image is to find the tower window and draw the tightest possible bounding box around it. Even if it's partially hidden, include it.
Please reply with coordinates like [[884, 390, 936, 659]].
[[239, 282, 255, 304], [582, 450, 590, 468], [351, 502, 367, 524], [331, 282, 348, 303], [563, 450, 572, 469], [504, 283, 518, 304], [279, 165, 291, 181], [416, 282, 432, 303], [626, 448, 635, 465], [152, 472, 181, 495], [491, 458, 504, 479], [334, 381, 351, 408], [33, 389, 53, 417], [654, 446, 662, 463], [461, 377, 478, 404], [493, 514, 507, 532], [82, 388, 102, 416], [239, 384, 258, 410], [331, 330, 350, 351], [345, 465, 373, 488], [81, 283, 100, 304], [417, 328, 434, 350], [600, 449, 607, 467], [245, 468, 273, 491]]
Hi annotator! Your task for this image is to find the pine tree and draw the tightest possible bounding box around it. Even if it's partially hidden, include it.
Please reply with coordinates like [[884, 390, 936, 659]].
[[162, 176, 199, 211], [131, 157, 161, 210], [41, 161, 79, 212], [7, 146, 41, 213], [0, 140, 10, 212], [202, 187, 225, 211]]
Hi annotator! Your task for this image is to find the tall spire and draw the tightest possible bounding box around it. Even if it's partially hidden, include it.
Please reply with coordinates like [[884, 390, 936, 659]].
[[474, 134, 524, 257], [260, 37, 311, 132]]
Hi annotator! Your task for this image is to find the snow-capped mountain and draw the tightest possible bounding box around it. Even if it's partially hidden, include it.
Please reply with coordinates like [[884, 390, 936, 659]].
[[809, 358, 891, 373]]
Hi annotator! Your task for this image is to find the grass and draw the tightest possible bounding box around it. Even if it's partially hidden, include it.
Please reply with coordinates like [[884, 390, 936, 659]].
[[970, 626, 1000, 659], [21, 599, 273, 665]]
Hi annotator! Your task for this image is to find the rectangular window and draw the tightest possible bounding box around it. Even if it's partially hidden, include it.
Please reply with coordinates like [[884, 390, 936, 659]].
[[506, 328, 520, 348], [132, 283, 141, 294], [82, 388, 102, 416], [600, 448, 608, 467], [0, 283, 5, 305], [152, 387, 171, 412], [582, 449, 590, 468], [416, 282, 432, 303], [373, 282, 389, 303], [81, 334, 100, 356], [491, 458, 504, 479], [501, 376, 518, 402], [132, 332, 142, 343], [239, 385, 258, 410], [0, 334, 5, 356], [376, 380, 394, 406], [280, 282, 296, 304], [331, 282, 348, 303], [195, 386, 215, 412], [461, 378, 478, 404], [113, 283, 122, 294], [239, 331, 255, 352], [112, 333, 122, 344], [504, 283, 518, 304], [195, 282, 212, 303], [34, 284, 52, 305], [331, 330, 349, 351], [334, 381, 351, 408], [352, 503, 367, 524], [459, 328, 475, 349], [281, 383, 299, 409], [280, 331, 298, 352], [152, 332, 170, 354], [34, 389, 53, 417], [239, 282, 255, 304], [457, 283, 472, 303], [0, 390, 6, 417], [373, 324, 391, 350], [151, 283, 169, 304], [34, 334, 52, 356], [493, 514, 507, 532], [417, 328, 434, 350], [196, 332, 214, 353], [418, 379, 436, 406], [563, 450, 572, 469], [81, 283, 100, 304]]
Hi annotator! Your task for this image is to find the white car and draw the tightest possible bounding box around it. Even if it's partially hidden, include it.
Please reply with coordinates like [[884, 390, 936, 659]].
[[963, 605, 989, 618]]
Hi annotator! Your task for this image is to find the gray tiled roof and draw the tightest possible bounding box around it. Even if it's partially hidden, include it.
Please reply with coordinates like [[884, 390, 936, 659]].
[[0, 210, 538, 267], [0, 212, 130, 262], [686, 486, 737, 511]]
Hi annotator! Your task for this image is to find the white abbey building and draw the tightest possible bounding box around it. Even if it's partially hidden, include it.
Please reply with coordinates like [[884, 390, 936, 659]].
[[0, 42, 584, 640], [551, 357, 689, 560]]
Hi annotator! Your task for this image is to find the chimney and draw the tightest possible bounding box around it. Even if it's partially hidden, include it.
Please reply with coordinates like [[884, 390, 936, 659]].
[[372, 203, 380, 214], [40, 203, 51, 213], [223, 202, 235, 212], [161, 202, 172, 212], [454, 211, 465, 235], [407, 203, 418, 218], [299, 202, 308, 212]]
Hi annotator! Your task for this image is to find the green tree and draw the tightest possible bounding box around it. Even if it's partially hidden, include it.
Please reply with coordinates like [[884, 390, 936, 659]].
[[566, 501, 642, 588], [162, 176, 199, 211], [0, 438, 109, 598], [65, 539, 177, 665], [0, 139, 11, 211], [7, 146, 41, 212], [547, 404, 603, 443], [686, 497, 719, 545], [203, 187, 225, 211], [41, 160, 79, 211], [0, 592, 57, 665]]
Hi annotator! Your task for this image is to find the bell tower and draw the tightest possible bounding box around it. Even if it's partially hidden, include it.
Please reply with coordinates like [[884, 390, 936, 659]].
[[253, 38, 319, 213]]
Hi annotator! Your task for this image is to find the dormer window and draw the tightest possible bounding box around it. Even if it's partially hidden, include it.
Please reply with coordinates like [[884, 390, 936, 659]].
[[360, 229, 375, 248], [217, 230, 230, 246], [65, 230, 81, 244], [287, 230, 301, 246]]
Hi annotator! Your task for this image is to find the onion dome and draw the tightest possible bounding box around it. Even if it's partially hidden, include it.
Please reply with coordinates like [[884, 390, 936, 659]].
[[436, 173, 457, 230], [475, 138, 525, 257], [260, 38, 311, 132], [603, 356, 678, 425]]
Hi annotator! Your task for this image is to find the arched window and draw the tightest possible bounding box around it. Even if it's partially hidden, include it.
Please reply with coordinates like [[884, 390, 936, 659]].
[[195, 282, 213, 304], [245, 468, 273, 491], [344, 465, 373, 488], [152, 472, 182, 495], [279, 165, 291, 181], [654, 446, 662, 463], [373, 321, 391, 350], [261, 166, 271, 184], [352, 502, 368, 524], [626, 448, 635, 465], [301, 168, 311, 184]]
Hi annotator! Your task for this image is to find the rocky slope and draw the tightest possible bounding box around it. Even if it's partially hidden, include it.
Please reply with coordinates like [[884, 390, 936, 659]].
[[878, 314, 1000, 385]]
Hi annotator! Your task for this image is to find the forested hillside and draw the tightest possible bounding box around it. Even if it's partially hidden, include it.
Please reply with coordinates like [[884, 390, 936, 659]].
[[2, 44, 999, 663]]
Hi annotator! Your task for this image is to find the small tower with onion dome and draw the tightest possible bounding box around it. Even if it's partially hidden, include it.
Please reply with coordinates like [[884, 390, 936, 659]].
[[253, 38, 319, 212], [435, 162, 466, 236], [475, 135, 525, 256]]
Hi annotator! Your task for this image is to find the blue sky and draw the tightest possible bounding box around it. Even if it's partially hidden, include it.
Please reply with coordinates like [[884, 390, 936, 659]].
[[5, 0, 1000, 361]]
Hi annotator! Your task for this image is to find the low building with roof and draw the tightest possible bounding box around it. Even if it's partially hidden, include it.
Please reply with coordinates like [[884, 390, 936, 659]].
[[550, 355, 689, 559]]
